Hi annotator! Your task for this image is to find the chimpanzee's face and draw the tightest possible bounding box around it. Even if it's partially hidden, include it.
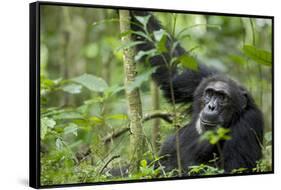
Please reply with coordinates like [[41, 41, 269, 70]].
[[197, 81, 235, 132]]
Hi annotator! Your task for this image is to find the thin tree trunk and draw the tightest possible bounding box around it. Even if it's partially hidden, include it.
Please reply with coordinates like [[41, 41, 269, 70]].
[[102, 56, 112, 153], [150, 81, 161, 153], [119, 10, 144, 173], [60, 7, 71, 106], [60, 8, 87, 106], [101, 54, 113, 115]]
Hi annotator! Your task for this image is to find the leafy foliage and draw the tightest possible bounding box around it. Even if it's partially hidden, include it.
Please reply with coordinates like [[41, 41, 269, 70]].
[[127, 68, 156, 92], [200, 127, 231, 145], [72, 74, 108, 92], [178, 54, 198, 71], [41, 117, 56, 140], [242, 45, 272, 66], [188, 164, 224, 175], [62, 84, 82, 94], [40, 7, 272, 185]]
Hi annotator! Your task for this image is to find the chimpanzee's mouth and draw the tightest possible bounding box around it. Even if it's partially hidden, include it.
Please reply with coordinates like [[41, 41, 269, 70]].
[[200, 119, 218, 127]]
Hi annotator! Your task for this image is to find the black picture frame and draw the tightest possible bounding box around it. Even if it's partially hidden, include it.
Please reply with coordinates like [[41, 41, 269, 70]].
[[30, 1, 274, 189]]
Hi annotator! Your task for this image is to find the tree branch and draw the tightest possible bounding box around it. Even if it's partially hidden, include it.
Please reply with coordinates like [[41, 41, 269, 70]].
[[142, 111, 173, 123], [99, 155, 121, 174], [102, 127, 130, 144], [102, 111, 174, 144]]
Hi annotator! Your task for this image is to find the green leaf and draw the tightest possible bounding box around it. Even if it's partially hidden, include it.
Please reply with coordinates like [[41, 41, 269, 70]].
[[140, 159, 147, 168], [153, 29, 169, 53], [104, 84, 124, 97], [54, 112, 83, 120], [41, 117, 56, 128], [231, 168, 248, 174], [41, 117, 56, 140], [41, 124, 48, 140], [242, 45, 272, 66], [229, 54, 247, 65], [132, 31, 151, 40], [116, 41, 145, 52], [64, 123, 78, 136], [41, 77, 55, 89], [62, 84, 82, 94], [200, 127, 231, 145], [210, 136, 220, 145], [106, 114, 128, 120], [134, 49, 157, 62], [89, 116, 103, 124], [217, 127, 231, 137], [72, 73, 108, 92], [56, 138, 63, 150], [178, 54, 198, 71], [264, 132, 272, 143], [127, 68, 156, 92], [156, 34, 167, 53], [153, 29, 168, 41], [135, 15, 151, 27]]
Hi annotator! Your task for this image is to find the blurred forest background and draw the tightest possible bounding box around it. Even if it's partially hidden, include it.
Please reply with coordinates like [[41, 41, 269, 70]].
[[40, 5, 272, 186]]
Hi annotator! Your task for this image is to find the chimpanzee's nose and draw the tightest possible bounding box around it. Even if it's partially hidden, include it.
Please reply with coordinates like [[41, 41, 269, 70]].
[[208, 104, 216, 111]]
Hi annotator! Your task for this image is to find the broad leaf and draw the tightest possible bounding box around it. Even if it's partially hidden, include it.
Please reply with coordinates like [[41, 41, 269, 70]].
[[264, 132, 272, 143], [178, 54, 198, 71], [135, 15, 151, 27], [72, 73, 108, 92], [242, 45, 272, 66], [153, 29, 169, 53], [41, 124, 48, 140], [229, 54, 247, 65], [41, 77, 55, 89], [64, 123, 78, 136], [127, 68, 156, 92], [134, 49, 157, 62], [89, 116, 103, 124], [116, 41, 145, 51], [153, 29, 168, 41], [41, 117, 56, 128], [140, 159, 147, 167], [62, 84, 82, 94], [104, 84, 124, 97], [41, 117, 56, 140], [54, 112, 83, 120], [200, 127, 231, 145], [56, 138, 63, 150], [132, 31, 151, 40], [157, 35, 167, 53], [106, 114, 128, 120]]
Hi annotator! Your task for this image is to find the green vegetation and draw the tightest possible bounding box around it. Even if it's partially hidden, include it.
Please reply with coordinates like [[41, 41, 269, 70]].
[[40, 5, 272, 185]]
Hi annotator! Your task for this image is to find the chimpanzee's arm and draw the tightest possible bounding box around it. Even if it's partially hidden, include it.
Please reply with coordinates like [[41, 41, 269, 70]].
[[131, 11, 216, 103]]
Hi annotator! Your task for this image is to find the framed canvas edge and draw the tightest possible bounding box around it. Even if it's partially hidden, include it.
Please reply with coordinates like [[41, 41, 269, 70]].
[[29, 1, 275, 189], [30, 1, 41, 189]]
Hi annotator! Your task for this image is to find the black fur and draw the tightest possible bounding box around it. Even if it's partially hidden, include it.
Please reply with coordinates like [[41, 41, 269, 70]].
[[131, 11, 264, 174]]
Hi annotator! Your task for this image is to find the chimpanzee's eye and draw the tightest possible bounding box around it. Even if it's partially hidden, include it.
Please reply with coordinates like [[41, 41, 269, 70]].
[[204, 89, 213, 103], [218, 93, 228, 104]]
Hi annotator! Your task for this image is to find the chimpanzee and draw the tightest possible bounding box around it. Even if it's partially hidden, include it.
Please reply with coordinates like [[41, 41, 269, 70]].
[[131, 11, 264, 174]]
